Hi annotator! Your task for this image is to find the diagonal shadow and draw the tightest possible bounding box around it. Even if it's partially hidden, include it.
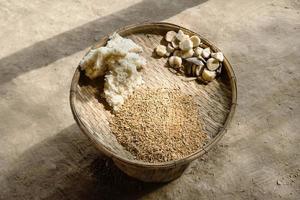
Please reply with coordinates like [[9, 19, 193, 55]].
[[0, 124, 165, 200], [0, 0, 206, 84]]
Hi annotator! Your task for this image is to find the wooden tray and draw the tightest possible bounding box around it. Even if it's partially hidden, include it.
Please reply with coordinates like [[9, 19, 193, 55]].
[[70, 22, 237, 182]]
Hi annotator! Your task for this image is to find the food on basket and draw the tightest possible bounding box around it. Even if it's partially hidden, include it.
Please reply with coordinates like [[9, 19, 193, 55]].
[[190, 35, 201, 47], [165, 30, 177, 42], [154, 30, 224, 84], [179, 38, 193, 51], [79, 33, 146, 110], [206, 58, 220, 71], [202, 68, 217, 81], [109, 88, 206, 163], [155, 44, 167, 57], [168, 56, 182, 69]]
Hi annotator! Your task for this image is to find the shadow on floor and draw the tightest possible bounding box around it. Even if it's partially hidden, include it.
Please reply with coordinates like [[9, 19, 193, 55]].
[[0, 0, 206, 84], [0, 124, 165, 200]]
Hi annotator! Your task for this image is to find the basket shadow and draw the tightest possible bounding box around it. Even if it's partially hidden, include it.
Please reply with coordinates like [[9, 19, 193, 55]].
[[1, 124, 164, 200], [0, 0, 206, 85]]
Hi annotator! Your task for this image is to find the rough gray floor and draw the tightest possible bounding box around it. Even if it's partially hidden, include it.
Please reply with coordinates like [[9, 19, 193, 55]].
[[0, 0, 299, 199]]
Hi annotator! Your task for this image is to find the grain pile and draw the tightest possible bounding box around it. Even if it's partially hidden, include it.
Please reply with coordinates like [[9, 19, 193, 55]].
[[109, 88, 207, 163]]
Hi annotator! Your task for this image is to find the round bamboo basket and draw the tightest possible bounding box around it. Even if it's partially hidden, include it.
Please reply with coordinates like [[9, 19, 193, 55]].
[[70, 22, 237, 182]]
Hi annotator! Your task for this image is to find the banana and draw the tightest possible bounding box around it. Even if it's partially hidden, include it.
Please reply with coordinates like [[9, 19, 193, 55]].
[[190, 36, 201, 47], [168, 56, 182, 69], [165, 31, 177, 42], [155, 45, 167, 57], [202, 47, 211, 59], [202, 68, 216, 81], [179, 39, 193, 51], [211, 52, 224, 62], [194, 47, 203, 57], [176, 30, 189, 41], [181, 49, 194, 59], [206, 58, 220, 71]]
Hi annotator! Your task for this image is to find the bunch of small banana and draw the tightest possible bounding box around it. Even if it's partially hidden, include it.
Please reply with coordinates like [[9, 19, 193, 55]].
[[154, 30, 224, 84], [184, 50, 223, 84]]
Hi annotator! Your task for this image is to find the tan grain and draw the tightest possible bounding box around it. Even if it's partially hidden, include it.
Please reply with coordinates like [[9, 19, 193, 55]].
[[110, 88, 207, 163]]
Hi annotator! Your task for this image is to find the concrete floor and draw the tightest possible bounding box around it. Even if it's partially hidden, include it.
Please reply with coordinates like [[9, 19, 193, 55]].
[[0, 0, 299, 199]]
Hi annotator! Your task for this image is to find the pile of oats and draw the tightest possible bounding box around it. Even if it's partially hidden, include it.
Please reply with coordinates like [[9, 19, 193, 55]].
[[110, 88, 206, 163]]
